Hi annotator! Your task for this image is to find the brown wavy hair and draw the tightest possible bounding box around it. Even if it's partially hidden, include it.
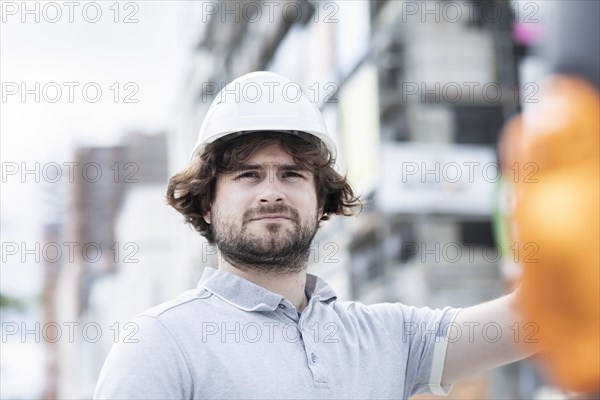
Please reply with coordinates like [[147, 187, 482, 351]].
[[166, 131, 362, 243]]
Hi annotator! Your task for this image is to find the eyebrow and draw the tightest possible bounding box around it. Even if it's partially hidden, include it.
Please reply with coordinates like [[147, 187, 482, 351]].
[[235, 163, 308, 172]]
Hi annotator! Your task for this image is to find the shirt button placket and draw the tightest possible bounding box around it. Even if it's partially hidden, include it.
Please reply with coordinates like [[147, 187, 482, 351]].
[[301, 315, 327, 388], [306, 349, 327, 388]]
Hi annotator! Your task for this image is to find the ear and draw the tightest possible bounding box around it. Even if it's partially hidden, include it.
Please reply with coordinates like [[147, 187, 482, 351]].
[[318, 204, 325, 220], [202, 200, 212, 224]]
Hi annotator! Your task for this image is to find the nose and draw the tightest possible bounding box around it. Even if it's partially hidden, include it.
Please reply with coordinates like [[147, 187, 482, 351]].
[[258, 180, 286, 204]]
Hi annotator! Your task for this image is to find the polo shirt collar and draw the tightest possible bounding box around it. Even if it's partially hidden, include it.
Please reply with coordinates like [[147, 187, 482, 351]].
[[197, 267, 337, 312]]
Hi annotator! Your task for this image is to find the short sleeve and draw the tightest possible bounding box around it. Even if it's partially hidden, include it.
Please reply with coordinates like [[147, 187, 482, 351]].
[[368, 302, 461, 398], [94, 315, 193, 400]]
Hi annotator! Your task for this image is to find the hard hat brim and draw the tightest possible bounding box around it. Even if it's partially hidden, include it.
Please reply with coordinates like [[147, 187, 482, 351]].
[[190, 128, 337, 161]]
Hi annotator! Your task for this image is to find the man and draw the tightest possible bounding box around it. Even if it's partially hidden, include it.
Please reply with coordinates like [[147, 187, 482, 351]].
[[94, 72, 533, 399]]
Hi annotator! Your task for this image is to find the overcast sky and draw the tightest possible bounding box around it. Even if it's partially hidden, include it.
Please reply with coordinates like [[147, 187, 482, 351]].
[[1, 1, 191, 298]]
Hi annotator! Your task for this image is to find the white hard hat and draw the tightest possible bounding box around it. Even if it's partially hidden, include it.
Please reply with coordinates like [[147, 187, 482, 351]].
[[190, 71, 336, 160]]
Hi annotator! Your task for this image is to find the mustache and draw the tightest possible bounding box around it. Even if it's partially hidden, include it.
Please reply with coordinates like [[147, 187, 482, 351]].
[[243, 204, 300, 223]]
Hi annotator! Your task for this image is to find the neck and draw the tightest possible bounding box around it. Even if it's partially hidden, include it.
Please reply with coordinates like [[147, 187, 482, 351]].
[[218, 260, 309, 311]]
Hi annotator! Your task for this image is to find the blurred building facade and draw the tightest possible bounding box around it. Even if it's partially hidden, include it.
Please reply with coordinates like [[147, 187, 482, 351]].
[[41, 132, 173, 398]]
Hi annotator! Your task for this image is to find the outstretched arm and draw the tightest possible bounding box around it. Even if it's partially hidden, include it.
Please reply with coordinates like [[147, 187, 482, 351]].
[[441, 291, 537, 386]]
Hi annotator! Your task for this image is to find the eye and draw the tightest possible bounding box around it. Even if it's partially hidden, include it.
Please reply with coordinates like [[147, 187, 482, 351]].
[[282, 171, 305, 181], [237, 171, 260, 181]]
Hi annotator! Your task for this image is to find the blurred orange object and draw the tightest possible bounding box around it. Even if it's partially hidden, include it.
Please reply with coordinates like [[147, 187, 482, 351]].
[[500, 76, 600, 393]]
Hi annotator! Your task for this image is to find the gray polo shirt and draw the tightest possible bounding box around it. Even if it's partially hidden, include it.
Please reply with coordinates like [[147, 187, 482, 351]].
[[94, 267, 460, 399]]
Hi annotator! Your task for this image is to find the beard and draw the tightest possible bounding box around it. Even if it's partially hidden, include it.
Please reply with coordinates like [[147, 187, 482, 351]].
[[209, 204, 319, 275]]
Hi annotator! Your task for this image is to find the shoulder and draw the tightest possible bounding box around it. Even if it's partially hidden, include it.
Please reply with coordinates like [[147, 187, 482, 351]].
[[332, 300, 460, 334], [136, 286, 215, 321], [102, 287, 216, 369], [128, 287, 215, 337]]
